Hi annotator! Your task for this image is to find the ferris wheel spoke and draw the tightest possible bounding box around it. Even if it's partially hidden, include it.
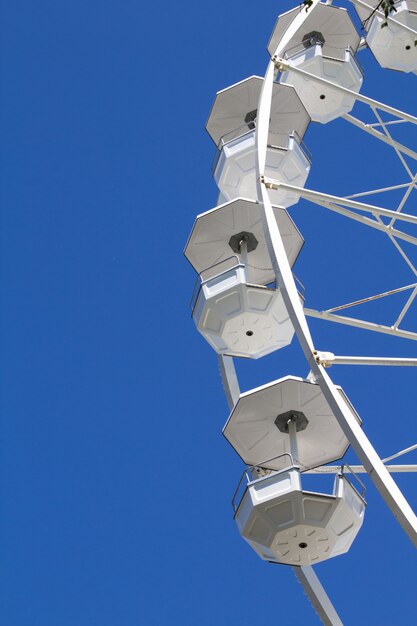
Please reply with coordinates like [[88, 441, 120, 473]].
[[304, 307, 417, 341], [371, 107, 415, 179], [323, 283, 417, 314], [383, 443, 417, 463], [262, 180, 417, 245], [263, 179, 417, 225], [385, 235, 417, 277], [343, 113, 417, 161], [393, 285, 417, 329], [308, 282, 417, 340], [344, 182, 416, 200], [306, 465, 417, 474], [314, 352, 417, 367], [274, 59, 417, 125], [374, 213, 417, 276], [313, 201, 417, 245], [368, 120, 408, 128], [391, 177, 417, 225]]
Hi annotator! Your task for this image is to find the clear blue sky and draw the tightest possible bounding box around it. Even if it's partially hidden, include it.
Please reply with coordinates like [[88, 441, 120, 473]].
[[1, 1, 416, 624]]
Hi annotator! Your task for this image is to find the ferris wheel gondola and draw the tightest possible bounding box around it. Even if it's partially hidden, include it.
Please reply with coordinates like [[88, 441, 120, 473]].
[[185, 0, 417, 623]]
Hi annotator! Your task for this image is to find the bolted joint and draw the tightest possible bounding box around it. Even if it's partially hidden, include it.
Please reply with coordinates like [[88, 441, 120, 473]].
[[314, 350, 335, 367], [260, 176, 278, 190], [271, 55, 285, 71]]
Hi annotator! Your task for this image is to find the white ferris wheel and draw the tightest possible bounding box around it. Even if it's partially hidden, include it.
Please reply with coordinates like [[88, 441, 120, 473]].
[[185, 1, 417, 623]]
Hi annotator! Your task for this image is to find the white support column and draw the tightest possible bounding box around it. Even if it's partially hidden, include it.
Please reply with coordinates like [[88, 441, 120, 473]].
[[256, 53, 417, 546], [294, 567, 344, 626], [217, 354, 240, 410], [288, 418, 302, 490]]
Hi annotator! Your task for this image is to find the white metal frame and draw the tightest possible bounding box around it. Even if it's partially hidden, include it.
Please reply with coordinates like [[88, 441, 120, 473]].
[[257, 0, 417, 547], [248, 1, 417, 622], [213, 2, 417, 623], [218, 354, 344, 625]]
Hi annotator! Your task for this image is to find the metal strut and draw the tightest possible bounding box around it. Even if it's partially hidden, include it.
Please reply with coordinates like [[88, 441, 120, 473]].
[[253, 8, 417, 625], [294, 566, 344, 626], [257, 57, 417, 550]]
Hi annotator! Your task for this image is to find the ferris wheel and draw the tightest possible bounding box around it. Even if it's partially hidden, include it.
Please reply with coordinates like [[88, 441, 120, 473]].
[[184, 1, 417, 623]]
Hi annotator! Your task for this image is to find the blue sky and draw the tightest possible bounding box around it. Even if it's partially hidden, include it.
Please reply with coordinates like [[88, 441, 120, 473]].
[[1, 1, 416, 624]]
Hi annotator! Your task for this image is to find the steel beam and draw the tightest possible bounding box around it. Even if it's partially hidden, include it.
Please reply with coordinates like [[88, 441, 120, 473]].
[[257, 51, 417, 547]]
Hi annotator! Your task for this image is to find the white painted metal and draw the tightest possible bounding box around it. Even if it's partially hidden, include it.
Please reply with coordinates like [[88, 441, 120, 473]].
[[304, 307, 417, 341], [343, 113, 417, 160], [306, 465, 417, 473], [223, 375, 360, 471], [288, 418, 301, 470], [262, 179, 417, 226], [184, 198, 303, 287], [383, 443, 417, 462], [280, 45, 363, 123], [275, 57, 417, 125], [251, 4, 355, 620], [206, 77, 310, 148], [193, 269, 296, 359], [262, 178, 417, 245], [394, 285, 417, 328], [199, 2, 417, 622], [314, 352, 417, 367], [218, 349, 346, 623], [206, 78, 311, 206], [217, 354, 240, 410], [354, 0, 417, 72], [294, 567, 344, 626], [320, 283, 417, 314], [270, 3, 362, 123], [235, 469, 365, 566], [256, 17, 417, 546], [268, 3, 360, 62], [214, 131, 311, 207], [345, 182, 416, 200]]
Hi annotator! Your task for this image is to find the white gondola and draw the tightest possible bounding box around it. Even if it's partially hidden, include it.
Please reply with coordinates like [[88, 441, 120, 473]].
[[206, 77, 311, 207], [226, 375, 365, 566], [355, 0, 417, 72], [234, 465, 366, 566], [185, 198, 304, 358], [271, 3, 363, 123], [192, 258, 298, 359]]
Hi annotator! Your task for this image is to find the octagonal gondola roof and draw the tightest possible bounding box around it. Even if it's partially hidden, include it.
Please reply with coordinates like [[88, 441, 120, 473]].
[[268, 3, 360, 62], [206, 76, 310, 147], [184, 197, 304, 286], [223, 375, 361, 471]]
